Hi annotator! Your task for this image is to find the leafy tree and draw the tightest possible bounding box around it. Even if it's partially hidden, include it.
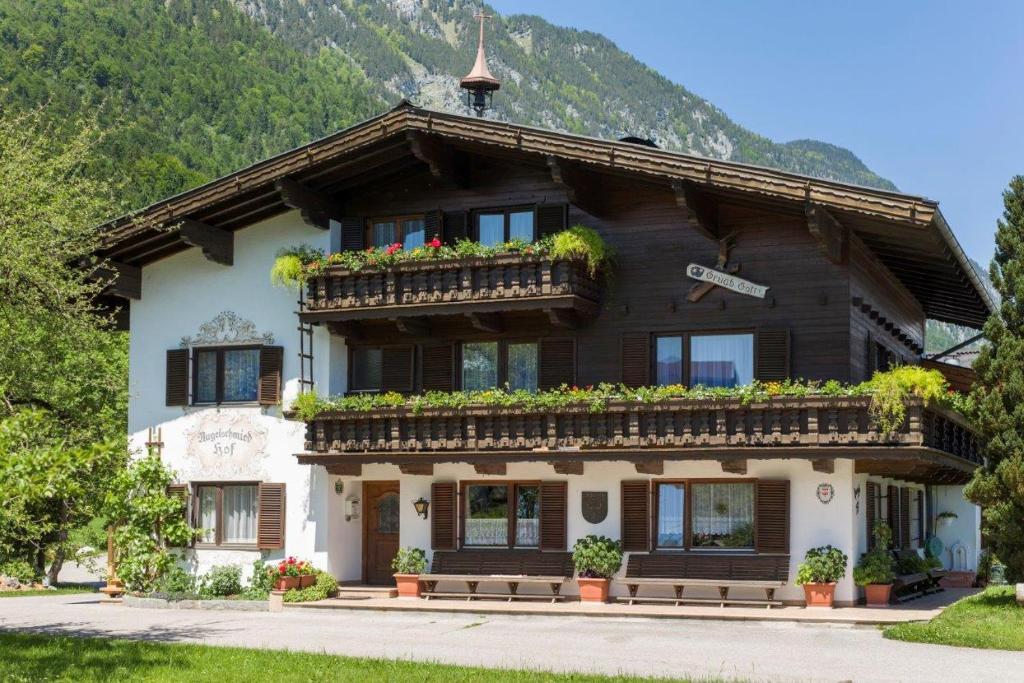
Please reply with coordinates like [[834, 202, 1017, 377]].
[[965, 176, 1024, 583], [104, 455, 196, 593]]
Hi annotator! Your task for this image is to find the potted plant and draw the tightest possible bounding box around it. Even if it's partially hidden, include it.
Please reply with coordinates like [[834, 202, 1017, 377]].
[[271, 557, 303, 590], [796, 545, 848, 608], [853, 522, 895, 607], [572, 535, 623, 603], [936, 511, 958, 529], [296, 559, 317, 588], [391, 547, 428, 598]]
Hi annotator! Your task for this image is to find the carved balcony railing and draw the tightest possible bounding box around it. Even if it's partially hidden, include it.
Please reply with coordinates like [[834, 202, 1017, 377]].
[[299, 396, 981, 465], [299, 255, 602, 324]]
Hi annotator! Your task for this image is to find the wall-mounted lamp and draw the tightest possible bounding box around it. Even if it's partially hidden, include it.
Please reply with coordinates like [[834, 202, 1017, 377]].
[[413, 497, 430, 520], [334, 480, 344, 496]]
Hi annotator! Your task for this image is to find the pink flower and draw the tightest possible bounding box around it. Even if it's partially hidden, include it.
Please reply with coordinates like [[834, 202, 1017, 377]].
[[429, 237, 442, 249]]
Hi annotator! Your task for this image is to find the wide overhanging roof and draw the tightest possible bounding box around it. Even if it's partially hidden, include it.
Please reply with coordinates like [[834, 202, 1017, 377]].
[[96, 101, 992, 328]]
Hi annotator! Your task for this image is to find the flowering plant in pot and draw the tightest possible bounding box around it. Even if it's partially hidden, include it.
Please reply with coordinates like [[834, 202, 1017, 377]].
[[853, 522, 896, 607], [270, 557, 315, 590], [391, 547, 428, 598], [796, 545, 848, 608], [572, 535, 623, 603]]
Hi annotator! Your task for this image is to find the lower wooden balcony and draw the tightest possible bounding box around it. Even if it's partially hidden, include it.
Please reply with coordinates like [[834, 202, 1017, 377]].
[[299, 255, 602, 331], [295, 396, 981, 484]]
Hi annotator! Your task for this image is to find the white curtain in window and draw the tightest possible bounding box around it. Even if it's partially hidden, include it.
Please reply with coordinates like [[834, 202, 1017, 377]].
[[657, 483, 685, 547], [403, 219, 425, 249], [372, 221, 397, 248], [478, 214, 504, 246], [465, 519, 508, 546], [509, 211, 534, 242], [223, 349, 259, 401], [691, 483, 754, 548], [222, 485, 258, 543], [690, 334, 754, 388], [462, 342, 498, 391], [198, 487, 217, 543], [507, 343, 538, 392]]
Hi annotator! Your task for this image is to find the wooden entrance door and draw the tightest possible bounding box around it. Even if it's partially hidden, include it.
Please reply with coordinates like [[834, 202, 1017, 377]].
[[363, 481, 401, 585]]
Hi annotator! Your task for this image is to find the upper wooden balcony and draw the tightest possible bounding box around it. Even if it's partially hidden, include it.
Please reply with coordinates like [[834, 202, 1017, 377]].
[[296, 396, 981, 484], [299, 254, 602, 329]]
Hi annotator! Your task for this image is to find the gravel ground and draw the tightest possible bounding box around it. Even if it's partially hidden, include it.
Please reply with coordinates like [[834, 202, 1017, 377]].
[[0, 593, 1021, 682]]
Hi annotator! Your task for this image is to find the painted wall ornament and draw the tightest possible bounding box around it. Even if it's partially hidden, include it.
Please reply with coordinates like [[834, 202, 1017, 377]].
[[182, 410, 270, 479], [581, 491, 608, 524], [816, 482, 835, 504], [180, 310, 274, 348]]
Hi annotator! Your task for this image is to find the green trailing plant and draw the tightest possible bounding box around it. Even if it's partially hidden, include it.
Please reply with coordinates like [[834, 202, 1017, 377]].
[[863, 365, 949, 436], [571, 535, 624, 579], [853, 522, 896, 586], [270, 244, 324, 290], [282, 570, 337, 603], [548, 225, 615, 277], [390, 547, 428, 575], [795, 545, 848, 585]]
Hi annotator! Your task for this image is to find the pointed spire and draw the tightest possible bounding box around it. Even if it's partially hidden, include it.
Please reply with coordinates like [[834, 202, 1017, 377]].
[[460, 10, 500, 116]]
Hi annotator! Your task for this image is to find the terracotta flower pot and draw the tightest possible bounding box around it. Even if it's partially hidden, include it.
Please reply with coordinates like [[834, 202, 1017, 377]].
[[299, 574, 316, 588], [274, 576, 299, 591], [394, 573, 422, 598], [863, 583, 892, 607], [577, 577, 610, 603], [803, 582, 837, 608]]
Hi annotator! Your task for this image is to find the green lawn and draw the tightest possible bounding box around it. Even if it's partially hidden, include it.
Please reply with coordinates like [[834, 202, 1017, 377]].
[[884, 586, 1024, 651], [0, 585, 97, 598], [0, 632, 714, 682]]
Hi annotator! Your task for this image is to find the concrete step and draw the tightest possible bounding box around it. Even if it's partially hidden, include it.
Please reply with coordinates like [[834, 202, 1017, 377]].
[[335, 584, 398, 600]]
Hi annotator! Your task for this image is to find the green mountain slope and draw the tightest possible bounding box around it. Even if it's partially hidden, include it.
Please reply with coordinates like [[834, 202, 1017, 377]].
[[235, 0, 896, 191]]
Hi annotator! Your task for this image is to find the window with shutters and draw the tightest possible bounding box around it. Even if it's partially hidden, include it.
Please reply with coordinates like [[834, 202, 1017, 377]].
[[462, 482, 541, 549], [349, 346, 413, 393], [653, 480, 755, 550], [365, 214, 428, 249], [193, 482, 259, 547], [192, 346, 261, 404], [459, 340, 540, 392], [473, 207, 535, 246], [652, 332, 754, 388]]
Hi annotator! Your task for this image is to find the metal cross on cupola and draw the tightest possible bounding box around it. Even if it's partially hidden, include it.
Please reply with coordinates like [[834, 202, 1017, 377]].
[[460, 10, 500, 117]]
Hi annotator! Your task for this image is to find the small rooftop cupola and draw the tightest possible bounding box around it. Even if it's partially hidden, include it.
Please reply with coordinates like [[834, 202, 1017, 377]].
[[460, 10, 500, 117]]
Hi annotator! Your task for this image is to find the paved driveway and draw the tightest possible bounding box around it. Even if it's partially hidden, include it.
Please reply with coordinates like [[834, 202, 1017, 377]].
[[1, 594, 1021, 682]]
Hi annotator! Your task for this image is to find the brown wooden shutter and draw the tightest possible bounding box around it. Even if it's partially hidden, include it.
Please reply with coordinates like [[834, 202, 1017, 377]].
[[340, 216, 364, 251], [166, 349, 189, 406], [538, 338, 576, 390], [621, 334, 650, 388], [887, 484, 899, 548], [442, 210, 468, 244], [900, 487, 912, 549], [431, 482, 457, 550], [536, 203, 568, 238], [381, 346, 414, 392], [424, 210, 442, 242], [258, 346, 284, 406], [755, 329, 790, 381], [421, 343, 455, 392], [755, 480, 790, 554], [866, 482, 878, 550], [539, 481, 568, 551], [257, 483, 286, 550], [166, 484, 189, 547], [621, 480, 651, 552]]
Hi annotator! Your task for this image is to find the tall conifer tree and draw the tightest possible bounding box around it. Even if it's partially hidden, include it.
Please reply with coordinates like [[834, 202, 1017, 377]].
[[965, 175, 1024, 582]]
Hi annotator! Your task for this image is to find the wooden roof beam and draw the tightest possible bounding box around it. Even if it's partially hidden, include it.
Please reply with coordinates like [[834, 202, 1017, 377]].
[[547, 156, 609, 218], [467, 312, 503, 333], [392, 316, 431, 337], [806, 203, 848, 265], [178, 219, 232, 266], [93, 260, 141, 300], [275, 177, 342, 230], [671, 180, 718, 241], [408, 131, 468, 188]]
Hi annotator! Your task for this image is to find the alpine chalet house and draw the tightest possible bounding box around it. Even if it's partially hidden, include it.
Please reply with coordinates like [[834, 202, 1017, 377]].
[[95, 31, 989, 606]]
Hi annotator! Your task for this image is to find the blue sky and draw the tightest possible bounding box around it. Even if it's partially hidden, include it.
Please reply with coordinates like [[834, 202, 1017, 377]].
[[489, 0, 1023, 267]]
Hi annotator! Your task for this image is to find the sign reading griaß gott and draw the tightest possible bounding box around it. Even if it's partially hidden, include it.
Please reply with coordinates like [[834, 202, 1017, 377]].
[[686, 264, 768, 299]]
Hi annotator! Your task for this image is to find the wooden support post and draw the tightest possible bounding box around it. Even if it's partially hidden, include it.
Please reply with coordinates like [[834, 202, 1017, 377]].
[[275, 177, 343, 230], [178, 219, 233, 265]]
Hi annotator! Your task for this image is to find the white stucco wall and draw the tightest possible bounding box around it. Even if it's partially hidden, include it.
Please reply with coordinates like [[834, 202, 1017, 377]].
[[932, 485, 981, 571]]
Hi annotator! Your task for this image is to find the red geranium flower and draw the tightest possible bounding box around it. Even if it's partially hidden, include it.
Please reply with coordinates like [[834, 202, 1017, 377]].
[[429, 237, 442, 249]]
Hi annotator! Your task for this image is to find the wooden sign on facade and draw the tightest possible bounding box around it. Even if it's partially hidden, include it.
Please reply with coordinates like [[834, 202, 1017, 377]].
[[686, 263, 769, 299]]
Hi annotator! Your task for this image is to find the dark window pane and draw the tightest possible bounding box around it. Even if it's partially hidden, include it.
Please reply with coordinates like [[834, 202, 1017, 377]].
[[509, 211, 534, 242], [465, 485, 508, 546], [376, 493, 400, 534], [657, 483, 685, 548], [515, 485, 539, 547], [655, 336, 683, 386], [478, 213, 504, 246], [462, 342, 498, 391], [223, 349, 259, 402], [352, 348, 383, 391], [403, 219, 425, 249], [691, 483, 755, 549], [195, 350, 218, 403], [507, 343, 538, 392], [690, 334, 753, 388]]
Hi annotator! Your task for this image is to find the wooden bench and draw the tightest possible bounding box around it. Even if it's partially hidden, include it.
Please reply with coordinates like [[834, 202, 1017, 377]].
[[616, 553, 789, 609], [419, 551, 573, 602], [891, 550, 944, 602]]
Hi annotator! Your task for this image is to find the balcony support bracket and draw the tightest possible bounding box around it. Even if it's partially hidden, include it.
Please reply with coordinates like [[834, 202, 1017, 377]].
[[719, 459, 747, 475], [179, 219, 233, 266], [635, 460, 664, 475], [550, 461, 584, 475]]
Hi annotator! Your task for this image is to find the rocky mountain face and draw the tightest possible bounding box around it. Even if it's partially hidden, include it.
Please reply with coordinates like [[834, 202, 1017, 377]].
[[232, 0, 897, 190]]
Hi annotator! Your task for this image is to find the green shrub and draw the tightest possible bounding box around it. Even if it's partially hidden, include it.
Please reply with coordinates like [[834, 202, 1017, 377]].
[[0, 559, 38, 584], [854, 526, 895, 586], [795, 545, 848, 585], [391, 547, 428, 574], [198, 564, 243, 598], [154, 565, 197, 596], [282, 570, 337, 603], [571, 535, 623, 579], [241, 560, 274, 600], [548, 225, 614, 277]]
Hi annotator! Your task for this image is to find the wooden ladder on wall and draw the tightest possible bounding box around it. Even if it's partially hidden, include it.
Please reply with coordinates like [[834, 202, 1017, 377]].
[[297, 288, 314, 393]]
